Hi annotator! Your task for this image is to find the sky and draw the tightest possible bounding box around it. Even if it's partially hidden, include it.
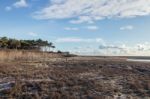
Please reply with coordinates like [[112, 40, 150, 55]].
[[0, 0, 150, 56]]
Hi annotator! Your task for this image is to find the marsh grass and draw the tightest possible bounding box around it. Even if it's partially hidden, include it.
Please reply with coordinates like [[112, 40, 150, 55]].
[[0, 50, 61, 62]]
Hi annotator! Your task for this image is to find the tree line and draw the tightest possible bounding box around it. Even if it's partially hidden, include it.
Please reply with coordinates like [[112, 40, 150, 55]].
[[0, 37, 55, 50]]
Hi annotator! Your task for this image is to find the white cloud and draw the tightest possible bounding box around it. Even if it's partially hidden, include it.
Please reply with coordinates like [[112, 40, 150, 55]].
[[51, 0, 66, 4], [13, 0, 28, 8], [64, 27, 79, 31], [33, 0, 150, 23], [5, 6, 12, 11], [86, 25, 99, 30], [5, 0, 28, 11], [70, 16, 95, 24], [120, 25, 134, 30], [55, 37, 103, 43], [28, 32, 38, 37], [136, 42, 150, 51]]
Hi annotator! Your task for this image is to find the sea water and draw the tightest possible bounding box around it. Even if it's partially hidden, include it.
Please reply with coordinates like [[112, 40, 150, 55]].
[[127, 59, 150, 62]]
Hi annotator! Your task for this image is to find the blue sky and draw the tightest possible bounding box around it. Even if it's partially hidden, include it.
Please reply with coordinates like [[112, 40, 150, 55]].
[[0, 0, 150, 55]]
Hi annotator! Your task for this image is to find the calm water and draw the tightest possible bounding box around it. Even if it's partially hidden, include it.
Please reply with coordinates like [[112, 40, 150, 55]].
[[127, 59, 150, 62]]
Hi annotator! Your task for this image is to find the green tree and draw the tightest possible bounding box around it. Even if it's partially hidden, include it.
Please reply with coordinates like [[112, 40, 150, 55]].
[[0, 37, 8, 48], [0, 37, 55, 51]]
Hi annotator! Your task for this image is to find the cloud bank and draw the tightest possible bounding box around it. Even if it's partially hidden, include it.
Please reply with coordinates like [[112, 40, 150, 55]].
[[33, 0, 150, 23], [70, 43, 150, 56], [54, 37, 150, 56]]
